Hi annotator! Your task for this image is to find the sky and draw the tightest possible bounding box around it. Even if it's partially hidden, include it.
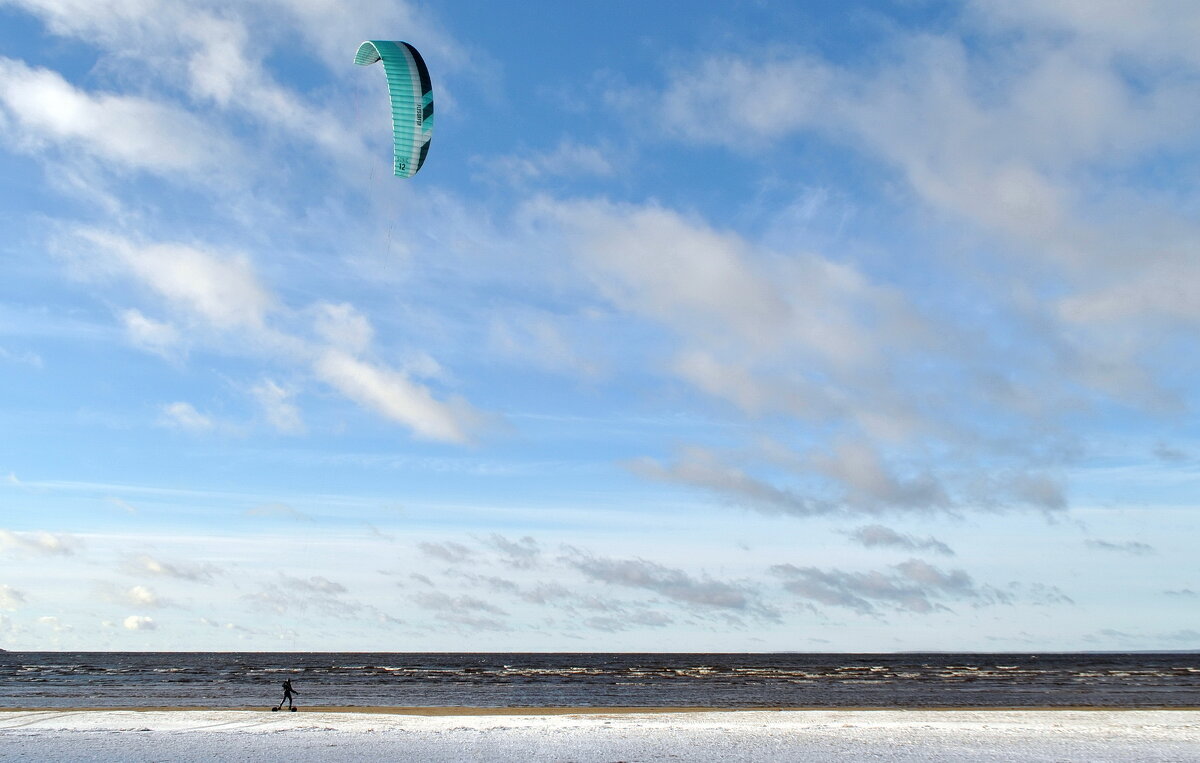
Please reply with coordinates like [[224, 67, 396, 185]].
[[1, 0, 1198, 652]]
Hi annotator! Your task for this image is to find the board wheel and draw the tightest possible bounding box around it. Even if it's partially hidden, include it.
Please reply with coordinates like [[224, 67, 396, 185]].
[[290, 707, 297, 712], [271, 707, 279, 712]]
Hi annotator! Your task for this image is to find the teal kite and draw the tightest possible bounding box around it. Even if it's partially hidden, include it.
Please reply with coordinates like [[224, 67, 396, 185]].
[[354, 40, 433, 178]]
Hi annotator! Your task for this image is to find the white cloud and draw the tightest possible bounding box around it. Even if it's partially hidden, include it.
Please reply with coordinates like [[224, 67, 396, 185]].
[[1, 0, 458, 173], [0, 529, 77, 555], [671, 350, 829, 420], [37, 615, 72, 631], [546, 5, 1200, 523], [491, 139, 614, 181], [158, 402, 214, 433], [532, 198, 791, 355], [529, 197, 917, 373], [180, 11, 363, 163], [72, 230, 274, 330], [313, 349, 480, 443], [127, 585, 160, 607], [312, 302, 374, 355], [120, 309, 181, 358], [124, 553, 219, 583], [2, 0, 364, 158], [0, 585, 26, 610], [1059, 259, 1200, 325], [659, 55, 833, 147], [648, 10, 1200, 358], [59, 222, 489, 441], [0, 56, 235, 175], [1, 0, 165, 41], [106, 497, 139, 514], [0, 345, 44, 368], [99, 583, 168, 608], [488, 312, 599, 378], [256, 0, 467, 83], [969, 0, 1200, 69], [812, 440, 950, 513], [251, 380, 304, 434], [123, 614, 156, 630]]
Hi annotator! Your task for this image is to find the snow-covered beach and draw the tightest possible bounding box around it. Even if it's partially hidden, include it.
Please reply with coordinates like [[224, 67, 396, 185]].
[[3, 708, 1197, 762]]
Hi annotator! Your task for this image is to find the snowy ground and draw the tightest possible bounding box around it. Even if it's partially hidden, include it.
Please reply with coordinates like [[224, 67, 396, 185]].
[[2, 708, 1198, 761]]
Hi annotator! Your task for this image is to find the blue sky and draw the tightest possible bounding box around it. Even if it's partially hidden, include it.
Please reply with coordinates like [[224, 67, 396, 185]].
[[1, 0, 1198, 651]]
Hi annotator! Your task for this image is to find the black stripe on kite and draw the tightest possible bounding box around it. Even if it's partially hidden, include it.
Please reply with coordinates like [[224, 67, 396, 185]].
[[403, 42, 433, 95]]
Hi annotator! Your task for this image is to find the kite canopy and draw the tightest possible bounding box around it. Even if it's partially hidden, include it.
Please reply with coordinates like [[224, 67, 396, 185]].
[[354, 40, 433, 178]]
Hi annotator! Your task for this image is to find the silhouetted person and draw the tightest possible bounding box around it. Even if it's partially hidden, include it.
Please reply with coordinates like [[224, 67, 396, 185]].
[[275, 679, 298, 711]]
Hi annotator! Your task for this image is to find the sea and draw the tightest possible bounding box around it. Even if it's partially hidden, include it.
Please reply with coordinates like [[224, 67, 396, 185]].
[[2, 652, 1197, 709]]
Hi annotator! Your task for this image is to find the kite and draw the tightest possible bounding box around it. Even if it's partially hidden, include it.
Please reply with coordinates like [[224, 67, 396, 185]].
[[354, 40, 434, 178]]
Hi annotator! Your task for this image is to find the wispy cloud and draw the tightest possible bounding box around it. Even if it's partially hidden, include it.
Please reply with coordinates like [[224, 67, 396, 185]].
[[105, 497, 139, 514], [489, 139, 614, 182], [278, 574, 346, 595], [771, 559, 1009, 615], [1084, 627, 1200, 647], [0, 585, 26, 610], [0, 344, 44, 368], [410, 591, 509, 631], [629, 449, 833, 518], [313, 350, 482, 443], [584, 609, 673, 633], [847, 525, 954, 556], [1006, 582, 1074, 607], [249, 380, 304, 434], [119, 309, 181, 359], [417, 541, 475, 565], [0, 529, 78, 556], [38, 615, 72, 632], [1153, 442, 1190, 463], [158, 402, 216, 433], [122, 553, 220, 583], [243, 576, 359, 616], [98, 583, 171, 609], [244, 503, 313, 522], [58, 225, 487, 444], [1085, 539, 1157, 556], [481, 534, 541, 569], [566, 550, 776, 618]]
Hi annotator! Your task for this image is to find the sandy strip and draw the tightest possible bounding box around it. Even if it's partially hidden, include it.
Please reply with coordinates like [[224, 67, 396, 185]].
[[2, 708, 1198, 762], [7, 704, 1200, 713]]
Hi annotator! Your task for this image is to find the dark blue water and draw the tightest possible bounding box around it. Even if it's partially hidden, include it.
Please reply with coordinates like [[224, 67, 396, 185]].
[[2, 652, 1197, 708]]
